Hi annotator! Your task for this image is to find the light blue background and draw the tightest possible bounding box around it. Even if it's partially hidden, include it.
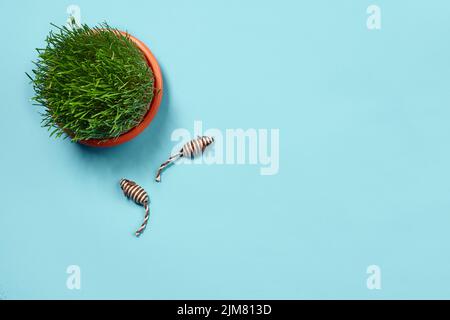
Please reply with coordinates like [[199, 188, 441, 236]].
[[1, 0, 450, 299]]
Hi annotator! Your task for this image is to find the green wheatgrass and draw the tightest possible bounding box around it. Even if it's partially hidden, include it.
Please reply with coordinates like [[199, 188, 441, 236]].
[[27, 22, 154, 141]]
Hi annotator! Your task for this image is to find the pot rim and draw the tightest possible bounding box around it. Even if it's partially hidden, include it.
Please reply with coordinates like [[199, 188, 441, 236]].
[[78, 30, 163, 147]]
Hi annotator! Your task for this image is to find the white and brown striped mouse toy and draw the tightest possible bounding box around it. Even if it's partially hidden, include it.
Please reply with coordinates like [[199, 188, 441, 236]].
[[155, 136, 215, 182]]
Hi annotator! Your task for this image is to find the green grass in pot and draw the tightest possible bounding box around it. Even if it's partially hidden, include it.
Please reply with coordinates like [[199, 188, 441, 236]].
[[27, 22, 154, 141]]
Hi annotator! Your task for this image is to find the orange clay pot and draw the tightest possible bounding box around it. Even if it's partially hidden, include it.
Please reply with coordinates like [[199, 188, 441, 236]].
[[79, 31, 163, 147]]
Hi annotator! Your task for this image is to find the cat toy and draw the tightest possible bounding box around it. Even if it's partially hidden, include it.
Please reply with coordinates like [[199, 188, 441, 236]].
[[120, 179, 150, 237], [155, 136, 215, 182]]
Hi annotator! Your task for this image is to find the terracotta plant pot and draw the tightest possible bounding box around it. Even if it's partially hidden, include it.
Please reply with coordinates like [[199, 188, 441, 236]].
[[79, 31, 163, 147]]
